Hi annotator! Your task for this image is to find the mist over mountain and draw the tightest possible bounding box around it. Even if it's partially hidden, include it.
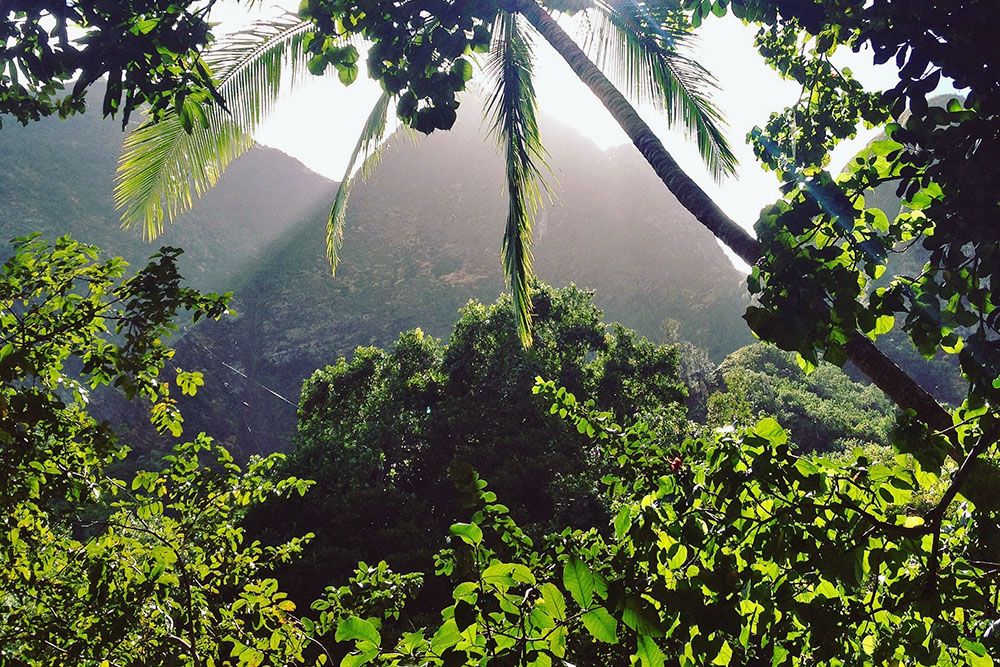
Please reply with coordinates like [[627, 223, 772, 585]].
[[0, 99, 752, 458], [0, 105, 333, 291]]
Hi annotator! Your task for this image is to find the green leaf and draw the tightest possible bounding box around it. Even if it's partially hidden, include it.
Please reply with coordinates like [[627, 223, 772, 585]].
[[622, 596, 664, 637], [539, 583, 566, 620], [307, 53, 327, 75], [134, 18, 160, 34], [449, 522, 483, 546], [430, 619, 462, 653], [873, 314, 895, 336], [340, 653, 375, 667], [794, 458, 819, 477], [486, 10, 548, 347], [452, 57, 474, 82], [335, 616, 381, 646], [563, 558, 596, 608], [614, 506, 632, 539], [582, 608, 618, 644], [635, 634, 665, 667], [966, 652, 994, 667], [712, 640, 733, 665], [753, 417, 788, 445], [579, 0, 736, 176], [337, 63, 359, 85], [326, 92, 392, 274]]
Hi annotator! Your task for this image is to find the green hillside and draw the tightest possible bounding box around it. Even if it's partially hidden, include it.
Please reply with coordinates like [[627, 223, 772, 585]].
[[0, 101, 753, 458], [0, 101, 335, 292]]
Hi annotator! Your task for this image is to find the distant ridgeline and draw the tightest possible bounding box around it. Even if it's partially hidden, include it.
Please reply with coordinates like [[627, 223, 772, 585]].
[[0, 96, 752, 460]]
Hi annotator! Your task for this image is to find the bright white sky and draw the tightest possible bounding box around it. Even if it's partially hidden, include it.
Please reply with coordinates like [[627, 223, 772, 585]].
[[209, 2, 903, 268]]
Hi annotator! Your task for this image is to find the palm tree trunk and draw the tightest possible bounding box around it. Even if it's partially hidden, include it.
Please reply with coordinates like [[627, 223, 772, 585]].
[[515, 0, 954, 436]]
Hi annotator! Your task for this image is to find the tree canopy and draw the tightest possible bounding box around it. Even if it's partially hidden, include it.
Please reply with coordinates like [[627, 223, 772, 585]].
[[0, 237, 318, 665], [708, 343, 896, 453], [1, 1, 224, 127], [250, 283, 688, 603]]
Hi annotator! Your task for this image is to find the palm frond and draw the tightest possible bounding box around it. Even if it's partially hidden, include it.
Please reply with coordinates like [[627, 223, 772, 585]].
[[581, 0, 737, 177], [486, 11, 548, 347], [115, 13, 314, 238], [326, 91, 393, 274]]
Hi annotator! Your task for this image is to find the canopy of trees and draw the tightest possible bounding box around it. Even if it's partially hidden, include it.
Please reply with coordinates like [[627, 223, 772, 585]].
[[708, 343, 896, 452], [250, 283, 688, 603], [0, 237, 321, 664]]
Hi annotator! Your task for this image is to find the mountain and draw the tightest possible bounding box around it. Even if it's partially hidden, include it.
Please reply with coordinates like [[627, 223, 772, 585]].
[[0, 99, 752, 459], [0, 105, 334, 291]]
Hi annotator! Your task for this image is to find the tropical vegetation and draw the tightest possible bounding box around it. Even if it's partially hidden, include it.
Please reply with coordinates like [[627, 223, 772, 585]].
[[1, 0, 999, 665], [249, 283, 688, 603], [707, 343, 896, 453]]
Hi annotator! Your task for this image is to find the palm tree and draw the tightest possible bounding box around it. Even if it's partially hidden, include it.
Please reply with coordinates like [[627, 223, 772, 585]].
[[115, 13, 315, 240], [116, 3, 734, 342], [507, 0, 952, 433], [114, 1, 951, 435]]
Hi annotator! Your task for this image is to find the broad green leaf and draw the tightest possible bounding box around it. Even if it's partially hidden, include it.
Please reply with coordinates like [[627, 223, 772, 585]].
[[582, 608, 618, 644], [622, 596, 664, 637], [430, 619, 462, 653], [539, 583, 566, 620], [563, 558, 596, 608], [449, 522, 483, 546], [336, 616, 380, 646], [635, 634, 665, 667], [712, 640, 733, 665], [753, 418, 787, 445]]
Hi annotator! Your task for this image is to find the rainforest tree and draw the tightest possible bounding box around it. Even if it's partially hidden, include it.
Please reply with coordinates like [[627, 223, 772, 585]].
[[1, 1, 226, 127], [250, 283, 688, 603], [0, 236, 320, 666], [3, 0, 1000, 664], [104, 0, 988, 452], [322, 382, 997, 666]]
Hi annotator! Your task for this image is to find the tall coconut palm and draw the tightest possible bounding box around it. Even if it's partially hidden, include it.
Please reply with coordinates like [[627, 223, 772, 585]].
[[508, 0, 951, 432], [116, 2, 735, 343], [114, 0, 951, 433]]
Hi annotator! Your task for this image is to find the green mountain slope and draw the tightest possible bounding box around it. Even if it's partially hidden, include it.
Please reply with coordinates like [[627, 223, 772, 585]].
[[0, 103, 335, 292], [1, 103, 752, 458]]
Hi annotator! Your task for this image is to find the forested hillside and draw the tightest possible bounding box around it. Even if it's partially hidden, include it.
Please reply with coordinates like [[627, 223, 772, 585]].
[[0, 99, 751, 458]]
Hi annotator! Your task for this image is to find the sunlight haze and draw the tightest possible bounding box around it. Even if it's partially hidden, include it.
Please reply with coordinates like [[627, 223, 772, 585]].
[[210, 1, 897, 267]]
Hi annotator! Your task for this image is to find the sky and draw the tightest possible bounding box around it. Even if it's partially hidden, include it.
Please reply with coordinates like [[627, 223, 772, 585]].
[[209, 2, 902, 268]]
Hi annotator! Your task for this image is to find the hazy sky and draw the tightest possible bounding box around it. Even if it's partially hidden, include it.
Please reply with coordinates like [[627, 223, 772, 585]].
[[209, 1, 902, 266]]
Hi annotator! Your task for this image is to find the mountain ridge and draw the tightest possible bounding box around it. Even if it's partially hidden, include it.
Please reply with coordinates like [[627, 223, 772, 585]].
[[1, 98, 753, 459]]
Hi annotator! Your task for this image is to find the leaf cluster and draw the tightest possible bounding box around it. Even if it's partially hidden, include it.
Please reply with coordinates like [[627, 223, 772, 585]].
[[323, 380, 1000, 665], [1, 1, 225, 128]]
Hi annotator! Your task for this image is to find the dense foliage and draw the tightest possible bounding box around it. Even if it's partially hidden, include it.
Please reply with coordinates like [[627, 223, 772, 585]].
[[3, 0, 1000, 664], [0, 237, 325, 665], [708, 343, 895, 453], [251, 283, 688, 602], [741, 0, 999, 415], [319, 381, 998, 666], [2, 1, 224, 127]]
